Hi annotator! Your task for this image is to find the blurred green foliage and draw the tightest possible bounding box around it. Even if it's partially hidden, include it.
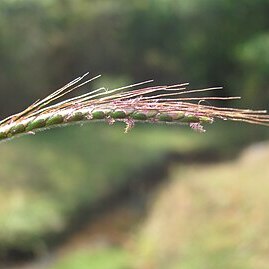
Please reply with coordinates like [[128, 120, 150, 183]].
[[49, 141, 269, 269], [134, 142, 269, 269], [0, 122, 267, 256], [51, 247, 130, 269], [0, 123, 208, 256], [0, 0, 269, 266], [0, 0, 269, 117]]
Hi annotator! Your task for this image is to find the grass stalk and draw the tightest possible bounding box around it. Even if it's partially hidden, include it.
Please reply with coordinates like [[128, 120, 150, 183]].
[[0, 74, 268, 142]]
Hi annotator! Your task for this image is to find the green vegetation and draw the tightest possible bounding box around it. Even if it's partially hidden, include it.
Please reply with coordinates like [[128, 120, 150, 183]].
[[0, 120, 268, 256], [48, 140, 269, 269], [0, 0, 269, 118], [1, 0, 269, 267], [134, 142, 269, 269], [0, 123, 205, 255], [52, 247, 130, 269]]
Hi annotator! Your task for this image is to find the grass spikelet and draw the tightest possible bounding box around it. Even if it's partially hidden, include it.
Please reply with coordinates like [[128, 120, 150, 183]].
[[0, 73, 268, 142]]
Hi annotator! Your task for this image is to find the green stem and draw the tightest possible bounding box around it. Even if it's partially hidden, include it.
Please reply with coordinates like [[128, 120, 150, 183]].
[[0, 107, 213, 142]]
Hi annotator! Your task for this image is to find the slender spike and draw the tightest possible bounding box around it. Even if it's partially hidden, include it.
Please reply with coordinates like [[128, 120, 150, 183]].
[[0, 74, 268, 142]]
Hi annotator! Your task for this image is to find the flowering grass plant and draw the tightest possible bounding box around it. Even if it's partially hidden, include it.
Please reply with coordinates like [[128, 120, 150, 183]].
[[0, 73, 268, 142]]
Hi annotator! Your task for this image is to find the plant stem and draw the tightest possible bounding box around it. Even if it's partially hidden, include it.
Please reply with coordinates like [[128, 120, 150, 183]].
[[0, 74, 268, 142]]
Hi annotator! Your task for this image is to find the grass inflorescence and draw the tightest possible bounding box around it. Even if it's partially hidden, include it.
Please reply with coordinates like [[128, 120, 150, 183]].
[[0, 73, 268, 142]]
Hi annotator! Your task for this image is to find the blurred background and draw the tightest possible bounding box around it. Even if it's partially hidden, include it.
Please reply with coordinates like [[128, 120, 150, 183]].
[[0, 0, 269, 268]]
